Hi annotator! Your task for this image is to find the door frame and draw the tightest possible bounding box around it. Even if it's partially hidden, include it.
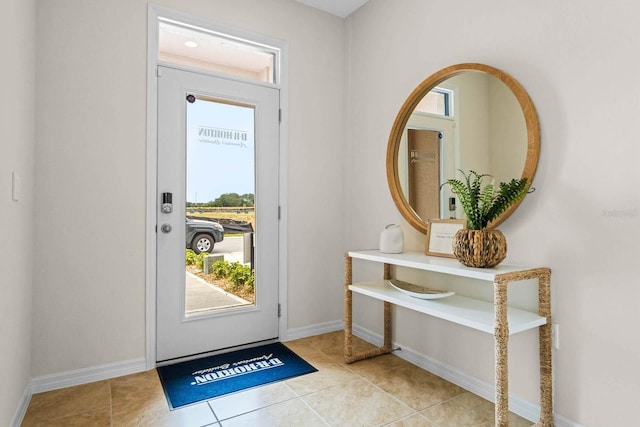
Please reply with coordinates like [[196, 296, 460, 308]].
[[145, 5, 289, 369]]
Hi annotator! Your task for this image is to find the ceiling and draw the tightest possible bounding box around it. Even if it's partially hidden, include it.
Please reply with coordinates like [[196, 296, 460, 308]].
[[295, 0, 369, 18]]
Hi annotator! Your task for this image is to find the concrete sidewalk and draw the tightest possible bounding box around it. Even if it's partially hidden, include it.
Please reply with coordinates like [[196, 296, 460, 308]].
[[185, 272, 251, 315]]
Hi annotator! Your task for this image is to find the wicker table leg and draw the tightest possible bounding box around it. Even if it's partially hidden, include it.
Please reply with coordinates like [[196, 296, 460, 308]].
[[344, 254, 354, 361], [344, 255, 392, 364], [537, 269, 554, 426], [495, 269, 553, 427], [383, 263, 392, 350], [494, 279, 509, 427]]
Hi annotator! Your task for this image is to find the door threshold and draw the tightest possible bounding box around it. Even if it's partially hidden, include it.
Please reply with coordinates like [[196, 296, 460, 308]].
[[156, 337, 279, 367]]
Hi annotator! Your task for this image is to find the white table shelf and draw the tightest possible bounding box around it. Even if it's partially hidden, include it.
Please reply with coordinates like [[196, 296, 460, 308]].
[[349, 280, 546, 335], [343, 250, 553, 427], [348, 249, 534, 281]]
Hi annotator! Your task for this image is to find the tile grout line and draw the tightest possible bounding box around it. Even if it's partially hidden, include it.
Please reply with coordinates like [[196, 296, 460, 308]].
[[305, 336, 422, 425], [297, 372, 414, 427], [296, 377, 367, 427], [298, 397, 332, 426], [206, 400, 223, 425], [208, 383, 302, 423], [295, 335, 454, 425], [358, 375, 421, 424], [334, 343, 473, 424], [368, 372, 473, 424]]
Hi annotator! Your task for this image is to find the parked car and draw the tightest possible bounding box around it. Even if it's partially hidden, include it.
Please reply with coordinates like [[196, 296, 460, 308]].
[[186, 218, 224, 254]]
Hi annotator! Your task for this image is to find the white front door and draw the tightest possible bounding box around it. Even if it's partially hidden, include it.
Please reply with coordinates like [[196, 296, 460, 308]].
[[156, 65, 280, 362]]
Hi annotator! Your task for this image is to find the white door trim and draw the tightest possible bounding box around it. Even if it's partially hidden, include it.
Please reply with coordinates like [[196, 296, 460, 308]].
[[146, 4, 289, 369]]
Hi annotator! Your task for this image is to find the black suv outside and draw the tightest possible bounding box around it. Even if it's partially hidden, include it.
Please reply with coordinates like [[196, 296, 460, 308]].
[[186, 218, 224, 254]]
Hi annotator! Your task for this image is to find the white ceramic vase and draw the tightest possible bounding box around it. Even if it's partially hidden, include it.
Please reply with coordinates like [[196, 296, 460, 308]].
[[379, 224, 404, 253]]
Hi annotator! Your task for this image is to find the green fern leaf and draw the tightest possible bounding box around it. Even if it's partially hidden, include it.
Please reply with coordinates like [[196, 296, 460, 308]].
[[485, 178, 528, 225], [443, 170, 528, 230]]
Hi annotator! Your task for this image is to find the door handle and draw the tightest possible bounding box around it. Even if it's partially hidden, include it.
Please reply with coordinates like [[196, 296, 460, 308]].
[[160, 223, 172, 233]]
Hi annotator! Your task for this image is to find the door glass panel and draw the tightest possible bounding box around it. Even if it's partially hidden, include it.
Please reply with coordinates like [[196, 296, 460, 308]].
[[185, 95, 256, 317]]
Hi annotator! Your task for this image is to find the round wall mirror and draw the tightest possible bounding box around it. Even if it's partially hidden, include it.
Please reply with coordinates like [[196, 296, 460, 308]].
[[386, 63, 540, 234]]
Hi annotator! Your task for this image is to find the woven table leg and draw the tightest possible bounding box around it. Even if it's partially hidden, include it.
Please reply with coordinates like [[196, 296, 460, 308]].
[[494, 279, 509, 427], [383, 263, 392, 351], [344, 254, 353, 361], [344, 256, 393, 363], [537, 269, 554, 426]]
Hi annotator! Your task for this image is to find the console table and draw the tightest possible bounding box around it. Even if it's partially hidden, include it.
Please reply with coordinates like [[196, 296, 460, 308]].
[[343, 250, 552, 427]]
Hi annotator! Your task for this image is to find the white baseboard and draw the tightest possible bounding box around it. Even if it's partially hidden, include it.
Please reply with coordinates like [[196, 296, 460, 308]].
[[11, 358, 146, 426], [283, 320, 344, 341], [352, 324, 581, 427], [14, 324, 581, 427], [30, 358, 147, 394], [10, 384, 32, 427], [25, 320, 342, 398]]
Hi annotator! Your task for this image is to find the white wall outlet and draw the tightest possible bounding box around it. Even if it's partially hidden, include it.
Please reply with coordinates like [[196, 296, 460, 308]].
[[552, 323, 560, 350]]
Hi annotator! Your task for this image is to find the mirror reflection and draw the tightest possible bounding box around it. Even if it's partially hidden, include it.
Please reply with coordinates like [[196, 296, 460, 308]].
[[398, 72, 527, 220], [387, 63, 540, 234]]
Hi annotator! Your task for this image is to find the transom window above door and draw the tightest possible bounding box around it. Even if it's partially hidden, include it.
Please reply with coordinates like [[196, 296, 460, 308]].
[[158, 20, 279, 84], [414, 87, 453, 117]]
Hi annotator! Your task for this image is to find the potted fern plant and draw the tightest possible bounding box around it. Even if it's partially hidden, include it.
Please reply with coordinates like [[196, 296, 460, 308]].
[[442, 170, 529, 267]]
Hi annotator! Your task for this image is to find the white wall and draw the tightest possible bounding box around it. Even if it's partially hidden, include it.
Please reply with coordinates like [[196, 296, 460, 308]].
[[0, 0, 36, 424], [452, 71, 527, 193], [489, 76, 527, 183], [346, 0, 640, 425], [32, 0, 345, 376], [17, 0, 640, 424], [452, 72, 492, 175]]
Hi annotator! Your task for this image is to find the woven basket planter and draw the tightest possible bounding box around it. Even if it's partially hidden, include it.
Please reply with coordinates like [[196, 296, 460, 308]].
[[452, 229, 507, 268]]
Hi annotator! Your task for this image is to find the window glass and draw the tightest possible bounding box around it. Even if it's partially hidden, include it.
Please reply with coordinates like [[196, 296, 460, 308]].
[[159, 21, 277, 84], [415, 88, 453, 117]]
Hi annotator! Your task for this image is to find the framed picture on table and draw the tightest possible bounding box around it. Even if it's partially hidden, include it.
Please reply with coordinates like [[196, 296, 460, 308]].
[[425, 219, 467, 258]]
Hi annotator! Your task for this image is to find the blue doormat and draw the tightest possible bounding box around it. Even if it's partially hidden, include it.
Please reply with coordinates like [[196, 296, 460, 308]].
[[157, 342, 317, 409]]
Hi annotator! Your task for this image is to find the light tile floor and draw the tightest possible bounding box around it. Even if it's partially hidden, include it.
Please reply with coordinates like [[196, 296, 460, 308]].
[[21, 331, 532, 426]]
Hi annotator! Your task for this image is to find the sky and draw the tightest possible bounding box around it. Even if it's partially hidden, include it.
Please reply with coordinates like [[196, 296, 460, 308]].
[[186, 98, 255, 204]]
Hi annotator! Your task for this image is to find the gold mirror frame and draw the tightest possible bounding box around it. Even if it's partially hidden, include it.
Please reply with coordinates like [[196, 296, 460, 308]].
[[386, 63, 540, 234]]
